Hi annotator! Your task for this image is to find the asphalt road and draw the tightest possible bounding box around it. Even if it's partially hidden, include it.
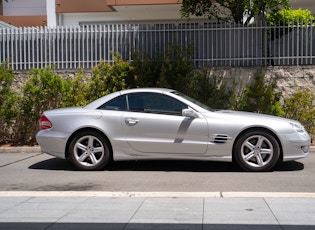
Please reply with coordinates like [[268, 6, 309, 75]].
[[0, 148, 314, 193]]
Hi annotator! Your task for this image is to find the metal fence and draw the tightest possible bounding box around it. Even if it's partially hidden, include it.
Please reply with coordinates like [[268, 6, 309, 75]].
[[1, 21, 315, 70]]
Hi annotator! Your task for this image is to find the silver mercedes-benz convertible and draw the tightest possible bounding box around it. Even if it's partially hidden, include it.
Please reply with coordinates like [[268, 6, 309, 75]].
[[36, 88, 311, 171]]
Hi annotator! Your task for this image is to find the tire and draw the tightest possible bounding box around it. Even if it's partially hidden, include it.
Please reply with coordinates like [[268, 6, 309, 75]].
[[68, 130, 112, 171], [234, 130, 280, 172]]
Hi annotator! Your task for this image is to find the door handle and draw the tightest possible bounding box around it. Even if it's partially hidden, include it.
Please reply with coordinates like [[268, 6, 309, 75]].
[[125, 118, 139, 125]]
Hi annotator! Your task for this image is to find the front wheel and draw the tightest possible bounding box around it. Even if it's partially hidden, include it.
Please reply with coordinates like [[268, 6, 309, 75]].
[[234, 130, 280, 172], [68, 130, 112, 171]]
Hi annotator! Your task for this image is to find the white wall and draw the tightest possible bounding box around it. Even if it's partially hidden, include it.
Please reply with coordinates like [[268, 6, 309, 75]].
[[58, 5, 197, 26], [46, 0, 57, 26], [290, 0, 315, 14], [3, 0, 46, 16]]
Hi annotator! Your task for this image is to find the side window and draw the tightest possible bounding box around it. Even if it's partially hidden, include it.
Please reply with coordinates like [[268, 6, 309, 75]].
[[128, 93, 145, 112], [98, 95, 127, 111], [128, 92, 187, 115]]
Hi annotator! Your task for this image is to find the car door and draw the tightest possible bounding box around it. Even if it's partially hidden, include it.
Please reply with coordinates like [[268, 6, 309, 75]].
[[121, 92, 209, 155]]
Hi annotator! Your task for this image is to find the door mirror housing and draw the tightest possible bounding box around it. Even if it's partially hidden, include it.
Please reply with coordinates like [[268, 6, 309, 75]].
[[182, 108, 199, 118]]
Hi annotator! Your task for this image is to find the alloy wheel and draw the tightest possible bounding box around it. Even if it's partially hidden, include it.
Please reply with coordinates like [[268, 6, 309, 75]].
[[74, 135, 105, 167], [240, 135, 274, 168]]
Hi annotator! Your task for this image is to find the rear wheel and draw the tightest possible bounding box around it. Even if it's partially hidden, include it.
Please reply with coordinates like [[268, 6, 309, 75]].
[[234, 130, 280, 172], [68, 130, 112, 171]]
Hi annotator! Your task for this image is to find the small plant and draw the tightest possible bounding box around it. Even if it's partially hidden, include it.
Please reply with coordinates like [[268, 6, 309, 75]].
[[283, 88, 315, 138], [227, 78, 246, 111], [239, 68, 285, 116]]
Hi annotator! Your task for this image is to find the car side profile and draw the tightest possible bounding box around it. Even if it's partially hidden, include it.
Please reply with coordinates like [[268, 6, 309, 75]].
[[36, 88, 311, 171]]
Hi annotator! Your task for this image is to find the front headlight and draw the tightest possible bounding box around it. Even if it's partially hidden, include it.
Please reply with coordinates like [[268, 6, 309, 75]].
[[290, 122, 305, 133]]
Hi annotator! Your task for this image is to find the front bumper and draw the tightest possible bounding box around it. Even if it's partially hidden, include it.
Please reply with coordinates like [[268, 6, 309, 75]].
[[280, 131, 311, 162]]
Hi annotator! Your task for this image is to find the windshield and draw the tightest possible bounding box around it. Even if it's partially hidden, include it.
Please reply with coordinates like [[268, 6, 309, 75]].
[[172, 91, 214, 112]]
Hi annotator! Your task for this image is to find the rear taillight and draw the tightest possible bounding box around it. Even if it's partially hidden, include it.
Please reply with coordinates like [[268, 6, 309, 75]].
[[39, 114, 52, 130]]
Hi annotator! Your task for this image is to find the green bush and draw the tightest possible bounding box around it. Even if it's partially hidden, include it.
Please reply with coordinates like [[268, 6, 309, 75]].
[[87, 53, 132, 102], [267, 9, 315, 40], [130, 49, 158, 88], [156, 44, 195, 93], [283, 88, 315, 137], [131, 44, 195, 92], [17, 67, 66, 144], [0, 62, 19, 144], [268, 8, 314, 26], [239, 68, 285, 116], [187, 68, 231, 109], [226, 78, 246, 111], [63, 69, 90, 107]]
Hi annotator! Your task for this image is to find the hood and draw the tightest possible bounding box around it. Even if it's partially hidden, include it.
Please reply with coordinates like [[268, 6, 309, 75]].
[[215, 110, 279, 118], [214, 110, 297, 123], [202, 110, 302, 130], [198, 109, 307, 136]]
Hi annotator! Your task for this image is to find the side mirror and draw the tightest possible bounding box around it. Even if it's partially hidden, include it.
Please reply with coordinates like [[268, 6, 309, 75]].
[[182, 108, 199, 118]]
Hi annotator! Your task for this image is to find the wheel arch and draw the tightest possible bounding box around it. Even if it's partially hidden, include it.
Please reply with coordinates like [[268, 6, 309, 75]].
[[232, 127, 283, 163], [65, 127, 113, 160]]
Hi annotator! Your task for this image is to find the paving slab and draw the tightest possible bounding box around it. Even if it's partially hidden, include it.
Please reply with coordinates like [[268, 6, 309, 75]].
[[0, 194, 314, 230]]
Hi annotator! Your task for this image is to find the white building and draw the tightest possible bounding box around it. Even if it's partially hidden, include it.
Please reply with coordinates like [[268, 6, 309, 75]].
[[1, 0, 185, 27], [0, 0, 313, 27]]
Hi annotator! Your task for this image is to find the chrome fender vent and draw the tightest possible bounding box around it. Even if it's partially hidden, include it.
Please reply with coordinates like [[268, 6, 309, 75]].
[[210, 134, 231, 144]]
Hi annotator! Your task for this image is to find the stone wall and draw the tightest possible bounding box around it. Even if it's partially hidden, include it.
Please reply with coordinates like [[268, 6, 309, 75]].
[[13, 66, 315, 97], [208, 66, 315, 99]]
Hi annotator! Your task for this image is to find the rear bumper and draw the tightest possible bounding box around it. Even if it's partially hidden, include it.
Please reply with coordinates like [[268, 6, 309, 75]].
[[36, 130, 69, 159]]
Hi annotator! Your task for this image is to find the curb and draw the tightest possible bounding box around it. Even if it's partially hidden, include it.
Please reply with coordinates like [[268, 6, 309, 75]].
[[0, 146, 314, 154], [0, 191, 315, 198], [0, 146, 41, 153]]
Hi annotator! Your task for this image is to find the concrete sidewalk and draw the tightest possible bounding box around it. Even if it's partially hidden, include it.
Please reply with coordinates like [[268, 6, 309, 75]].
[[0, 147, 315, 229], [0, 192, 315, 230]]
